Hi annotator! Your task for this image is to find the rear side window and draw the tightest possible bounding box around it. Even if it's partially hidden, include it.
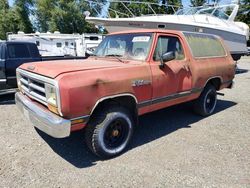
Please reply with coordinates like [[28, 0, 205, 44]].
[[28, 44, 40, 58], [184, 33, 226, 58], [56, 43, 62, 48], [0, 44, 4, 59], [7, 44, 30, 58]]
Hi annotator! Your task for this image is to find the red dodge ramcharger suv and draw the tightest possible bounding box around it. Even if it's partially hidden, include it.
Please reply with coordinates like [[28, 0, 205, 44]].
[[15, 30, 235, 158]]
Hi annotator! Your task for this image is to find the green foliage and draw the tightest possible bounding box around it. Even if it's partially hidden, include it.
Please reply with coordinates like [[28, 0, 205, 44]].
[[190, 0, 206, 7], [0, 0, 34, 39], [236, 0, 250, 44], [35, 0, 107, 33], [48, 0, 86, 33], [35, 0, 56, 32], [109, 0, 182, 17], [0, 0, 9, 10], [236, 0, 250, 26], [0, 0, 22, 39], [13, 0, 34, 33]]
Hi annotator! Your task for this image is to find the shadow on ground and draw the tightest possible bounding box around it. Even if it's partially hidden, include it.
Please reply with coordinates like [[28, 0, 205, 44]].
[[0, 93, 15, 105], [236, 67, 249, 74], [37, 99, 237, 168]]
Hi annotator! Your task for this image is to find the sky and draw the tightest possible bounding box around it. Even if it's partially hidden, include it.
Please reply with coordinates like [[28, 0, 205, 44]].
[[8, 0, 14, 6]]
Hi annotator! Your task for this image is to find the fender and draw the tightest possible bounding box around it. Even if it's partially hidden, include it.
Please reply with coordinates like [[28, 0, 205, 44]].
[[90, 93, 138, 115], [203, 76, 223, 90]]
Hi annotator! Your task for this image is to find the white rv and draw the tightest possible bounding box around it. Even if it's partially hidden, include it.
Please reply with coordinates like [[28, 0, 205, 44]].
[[7, 31, 104, 57]]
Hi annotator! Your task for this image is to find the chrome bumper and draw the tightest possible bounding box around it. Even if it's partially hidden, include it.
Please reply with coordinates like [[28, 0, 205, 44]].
[[15, 92, 71, 138]]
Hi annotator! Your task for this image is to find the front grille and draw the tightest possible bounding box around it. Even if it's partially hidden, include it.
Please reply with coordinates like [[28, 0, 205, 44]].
[[19, 73, 47, 106]]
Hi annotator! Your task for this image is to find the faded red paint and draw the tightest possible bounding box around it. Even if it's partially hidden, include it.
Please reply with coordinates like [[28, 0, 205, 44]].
[[19, 29, 235, 128]]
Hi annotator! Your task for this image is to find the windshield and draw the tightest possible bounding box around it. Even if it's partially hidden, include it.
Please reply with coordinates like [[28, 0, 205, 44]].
[[93, 33, 153, 61], [175, 4, 237, 20]]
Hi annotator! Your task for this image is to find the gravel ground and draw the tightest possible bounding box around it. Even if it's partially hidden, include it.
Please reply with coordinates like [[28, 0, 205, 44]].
[[0, 57, 250, 188]]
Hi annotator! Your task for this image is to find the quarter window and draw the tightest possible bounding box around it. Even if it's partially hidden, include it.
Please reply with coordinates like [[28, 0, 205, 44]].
[[184, 32, 226, 58], [153, 36, 184, 61]]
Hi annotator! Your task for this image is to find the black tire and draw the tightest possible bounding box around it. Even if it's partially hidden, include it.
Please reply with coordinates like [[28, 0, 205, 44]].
[[193, 84, 217, 116], [85, 105, 134, 158]]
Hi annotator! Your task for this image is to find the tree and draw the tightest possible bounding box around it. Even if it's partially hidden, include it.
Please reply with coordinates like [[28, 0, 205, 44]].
[[0, 0, 9, 10], [34, 0, 106, 33], [190, 0, 206, 7], [48, 0, 85, 33], [236, 0, 250, 45], [108, 0, 182, 18], [35, 0, 56, 32], [0, 0, 20, 39], [0, 0, 10, 39], [237, 0, 250, 26], [0, 0, 35, 39], [13, 0, 34, 33]]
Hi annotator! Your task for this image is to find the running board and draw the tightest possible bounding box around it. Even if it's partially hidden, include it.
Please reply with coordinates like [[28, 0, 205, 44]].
[[0, 88, 17, 96]]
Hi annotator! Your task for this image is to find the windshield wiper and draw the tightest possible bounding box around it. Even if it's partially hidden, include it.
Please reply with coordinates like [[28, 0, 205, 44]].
[[105, 54, 124, 63]]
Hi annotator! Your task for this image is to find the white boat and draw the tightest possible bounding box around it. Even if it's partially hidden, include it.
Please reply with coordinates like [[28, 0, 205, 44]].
[[7, 31, 104, 57], [85, 1, 249, 61]]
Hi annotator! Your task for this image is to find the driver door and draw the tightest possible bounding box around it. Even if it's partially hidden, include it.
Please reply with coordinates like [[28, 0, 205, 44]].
[[149, 34, 192, 109]]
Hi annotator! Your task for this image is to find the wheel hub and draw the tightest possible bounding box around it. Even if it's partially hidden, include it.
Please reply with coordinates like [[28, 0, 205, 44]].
[[207, 98, 211, 103], [112, 129, 119, 137]]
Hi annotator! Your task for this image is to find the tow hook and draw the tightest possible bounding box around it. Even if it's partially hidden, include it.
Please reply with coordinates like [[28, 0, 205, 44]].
[[217, 92, 225, 96]]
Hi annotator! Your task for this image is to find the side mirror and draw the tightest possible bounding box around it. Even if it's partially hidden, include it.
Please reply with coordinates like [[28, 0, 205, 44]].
[[159, 51, 175, 69]]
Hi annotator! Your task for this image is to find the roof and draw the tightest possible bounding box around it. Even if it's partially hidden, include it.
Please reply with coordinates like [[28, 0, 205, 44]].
[[3, 41, 36, 45], [107, 29, 222, 40]]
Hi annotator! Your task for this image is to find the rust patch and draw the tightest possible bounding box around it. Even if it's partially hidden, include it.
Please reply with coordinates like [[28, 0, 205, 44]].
[[93, 79, 108, 88]]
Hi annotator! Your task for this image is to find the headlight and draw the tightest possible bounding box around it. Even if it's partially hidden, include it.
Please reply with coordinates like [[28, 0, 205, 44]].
[[45, 84, 57, 107]]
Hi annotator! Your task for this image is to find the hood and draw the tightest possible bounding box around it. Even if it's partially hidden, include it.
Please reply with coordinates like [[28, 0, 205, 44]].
[[19, 57, 135, 78]]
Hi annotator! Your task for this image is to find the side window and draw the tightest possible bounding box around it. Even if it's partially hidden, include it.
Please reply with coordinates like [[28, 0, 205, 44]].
[[7, 44, 30, 59], [0, 44, 3, 59], [56, 43, 62, 48], [1, 44, 5, 59], [184, 33, 226, 58], [153, 36, 184, 61], [28, 44, 40, 58]]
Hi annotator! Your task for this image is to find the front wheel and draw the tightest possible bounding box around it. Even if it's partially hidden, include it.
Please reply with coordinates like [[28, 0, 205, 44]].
[[85, 106, 134, 158], [193, 84, 217, 116]]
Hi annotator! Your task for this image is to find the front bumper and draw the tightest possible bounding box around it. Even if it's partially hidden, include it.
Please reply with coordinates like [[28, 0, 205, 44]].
[[15, 92, 71, 138]]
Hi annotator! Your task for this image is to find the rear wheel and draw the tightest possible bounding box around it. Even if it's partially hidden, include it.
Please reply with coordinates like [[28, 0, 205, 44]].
[[193, 84, 217, 116], [85, 105, 134, 158]]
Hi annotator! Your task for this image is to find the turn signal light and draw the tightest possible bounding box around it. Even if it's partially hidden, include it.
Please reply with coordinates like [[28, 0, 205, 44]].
[[48, 104, 59, 115], [71, 118, 85, 125]]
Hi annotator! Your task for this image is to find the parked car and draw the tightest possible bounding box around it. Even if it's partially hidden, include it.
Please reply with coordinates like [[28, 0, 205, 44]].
[[15, 30, 235, 158], [0, 41, 42, 95], [0, 41, 85, 95]]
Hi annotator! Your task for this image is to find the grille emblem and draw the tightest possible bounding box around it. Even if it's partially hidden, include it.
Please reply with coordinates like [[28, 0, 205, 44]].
[[27, 65, 35, 71]]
